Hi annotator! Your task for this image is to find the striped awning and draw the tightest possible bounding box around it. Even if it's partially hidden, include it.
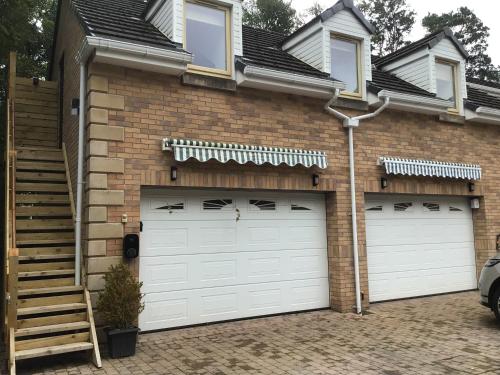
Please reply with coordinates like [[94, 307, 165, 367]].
[[162, 138, 328, 169], [379, 157, 482, 180]]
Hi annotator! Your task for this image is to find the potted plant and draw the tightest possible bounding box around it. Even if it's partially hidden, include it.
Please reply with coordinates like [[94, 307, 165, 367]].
[[97, 263, 145, 358]]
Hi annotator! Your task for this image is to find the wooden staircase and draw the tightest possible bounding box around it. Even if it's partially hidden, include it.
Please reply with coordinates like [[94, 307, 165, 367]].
[[5, 53, 101, 374], [9, 147, 101, 373]]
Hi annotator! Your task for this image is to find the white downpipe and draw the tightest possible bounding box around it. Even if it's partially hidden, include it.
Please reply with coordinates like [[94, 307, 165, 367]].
[[75, 62, 86, 285], [325, 91, 390, 314]]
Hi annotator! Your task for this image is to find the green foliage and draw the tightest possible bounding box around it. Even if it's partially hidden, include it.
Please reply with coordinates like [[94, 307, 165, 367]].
[[304, 2, 324, 18], [357, 0, 416, 56], [97, 263, 145, 330], [0, 0, 56, 80], [243, 0, 301, 35], [422, 7, 499, 81]]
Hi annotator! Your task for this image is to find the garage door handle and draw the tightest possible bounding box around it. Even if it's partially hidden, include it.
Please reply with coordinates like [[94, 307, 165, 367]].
[[236, 208, 240, 222]]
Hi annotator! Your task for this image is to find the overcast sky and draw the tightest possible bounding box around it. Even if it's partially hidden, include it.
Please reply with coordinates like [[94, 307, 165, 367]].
[[291, 0, 500, 65]]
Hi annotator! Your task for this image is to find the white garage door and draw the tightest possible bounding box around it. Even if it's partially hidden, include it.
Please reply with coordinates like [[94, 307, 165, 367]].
[[365, 195, 477, 302], [139, 189, 329, 331]]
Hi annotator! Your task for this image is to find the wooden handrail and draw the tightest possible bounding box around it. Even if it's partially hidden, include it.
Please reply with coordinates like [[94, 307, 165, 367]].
[[7, 248, 18, 328]]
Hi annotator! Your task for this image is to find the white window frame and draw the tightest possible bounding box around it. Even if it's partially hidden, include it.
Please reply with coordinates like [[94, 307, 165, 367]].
[[184, 0, 232, 78]]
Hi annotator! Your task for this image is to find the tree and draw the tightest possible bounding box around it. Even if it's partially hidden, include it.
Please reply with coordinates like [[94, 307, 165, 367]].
[[242, 0, 301, 35], [304, 2, 324, 18], [0, 0, 56, 79], [422, 7, 499, 81], [357, 0, 416, 56]]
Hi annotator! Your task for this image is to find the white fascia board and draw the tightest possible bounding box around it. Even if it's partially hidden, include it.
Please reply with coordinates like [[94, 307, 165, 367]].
[[465, 107, 500, 125], [84, 36, 192, 76], [369, 90, 452, 114], [236, 65, 345, 99], [282, 21, 322, 51]]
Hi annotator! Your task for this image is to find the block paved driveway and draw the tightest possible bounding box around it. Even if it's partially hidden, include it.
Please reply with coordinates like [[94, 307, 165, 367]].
[[16, 291, 500, 374]]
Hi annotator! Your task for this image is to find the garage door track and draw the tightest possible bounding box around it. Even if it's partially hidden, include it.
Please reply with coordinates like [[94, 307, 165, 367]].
[[16, 291, 500, 374]]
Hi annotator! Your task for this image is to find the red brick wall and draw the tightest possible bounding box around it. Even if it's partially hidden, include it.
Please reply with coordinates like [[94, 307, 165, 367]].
[[85, 62, 500, 312]]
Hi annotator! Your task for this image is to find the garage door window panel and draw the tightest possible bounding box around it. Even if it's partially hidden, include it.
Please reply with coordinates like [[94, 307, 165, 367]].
[[203, 199, 234, 210], [249, 200, 276, 211], [423, 203, 440, 212], [394, 202, 413, 212]]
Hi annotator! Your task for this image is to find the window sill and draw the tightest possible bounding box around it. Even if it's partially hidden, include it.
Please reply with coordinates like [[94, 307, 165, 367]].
[[439, 112, 465, 125], [181, 72, 237, 92], [332, 96, 369, 111]]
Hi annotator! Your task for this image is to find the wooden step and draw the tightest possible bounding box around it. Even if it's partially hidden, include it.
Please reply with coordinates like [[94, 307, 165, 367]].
[[17, 149, 63, 162], [16, 232, 74, 246], [19, 285, 83, 297], [18, 294, 83, 309], [16, 183, 68, 193], [16, 321, 90, 338], [18, 312, 87, 329], [16, 206, 72, 217], [18, 303, 87, 317], [15, 342, 93, 360], [16, 193, 69, 204], [16, 161, 65, 172], [16, 219, 73, 231], [17, 239, 75, 247], [19, 253, 75, 262], [18, 261, 75, 273], [18, 269, 75, 278], [15, 332, 90, 351], [16, 171, 66, 182], [18, 277, 75, 290], [19, 246, 74, 256]]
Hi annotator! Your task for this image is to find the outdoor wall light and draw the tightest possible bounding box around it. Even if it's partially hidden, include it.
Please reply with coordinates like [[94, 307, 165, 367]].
[[312, 174, 320, 187], [170, 166, 178, 181], [381, 177, 388, 189], [71, 98, 79, 116], [32, 77, 40, 86], [468, 182, 475, 193]]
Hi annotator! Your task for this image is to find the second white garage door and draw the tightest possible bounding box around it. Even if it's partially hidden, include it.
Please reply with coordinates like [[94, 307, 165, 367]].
[[365, 195, 477, 302], [139, 189, 329, 331]]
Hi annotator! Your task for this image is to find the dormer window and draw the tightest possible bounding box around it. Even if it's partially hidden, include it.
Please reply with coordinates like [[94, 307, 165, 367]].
[[185, 1, 231, 77], [331, 35, 361, 97], [436, 59, 458, 111]]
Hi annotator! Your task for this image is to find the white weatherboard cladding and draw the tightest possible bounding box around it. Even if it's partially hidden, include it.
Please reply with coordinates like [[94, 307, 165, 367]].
[[430, 38, 467, 100], [139, 190, 329, 331], [287, 28, 324, 71], [365, 195, 477, 302], [323, 9, 372, 82], [384, 53, 432, 92], [150, 0, 175, 40], [151, 0, 243, 58]]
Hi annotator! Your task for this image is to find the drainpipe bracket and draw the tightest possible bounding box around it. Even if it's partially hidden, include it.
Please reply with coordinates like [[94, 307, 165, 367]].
[[343, 118, 359, 128]]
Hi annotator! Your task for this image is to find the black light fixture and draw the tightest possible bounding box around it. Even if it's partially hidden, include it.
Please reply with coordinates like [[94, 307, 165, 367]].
[[381, 177, 388, 189], [32, 77, 40, 86], [312, 174, 320, 187], [71, 98, 80, 116], [468, 182, 475, 193], [170, 166, 178, 181]]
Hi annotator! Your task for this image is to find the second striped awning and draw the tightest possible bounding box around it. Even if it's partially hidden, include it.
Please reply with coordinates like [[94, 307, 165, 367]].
[[379, 157, 482, 180], [162, 138, 328, 169]]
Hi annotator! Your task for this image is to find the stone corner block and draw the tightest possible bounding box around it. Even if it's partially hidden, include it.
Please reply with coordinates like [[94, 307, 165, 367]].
[[88, 157, 124, 174], [88, 108, 109, 125], [88, 190, 124, 206], [88, 124, 124, 142], [88, 223, 124, 240], [87, 206, 108, 223], [87, 256, 122, 275], [88, 140, 109, 158], [86, 240, 107, 256], [87, 173, 108, 190], [88, 75, 109, 93], [88, 92, 124, 111]]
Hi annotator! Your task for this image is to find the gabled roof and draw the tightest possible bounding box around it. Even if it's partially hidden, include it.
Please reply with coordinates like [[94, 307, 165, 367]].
[[467, 77, 500, 90], [375, 27, 468, 67], [71, 0, 179, 50], [369, 70, 438, 98], [240, 26, 332, 79], [281, 0, 374, 46]]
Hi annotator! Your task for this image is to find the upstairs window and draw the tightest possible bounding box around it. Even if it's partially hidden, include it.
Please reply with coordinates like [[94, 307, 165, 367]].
[[331, 35, 361, 97], [436, 60, 458, 111], [185, 1, 231, 77]]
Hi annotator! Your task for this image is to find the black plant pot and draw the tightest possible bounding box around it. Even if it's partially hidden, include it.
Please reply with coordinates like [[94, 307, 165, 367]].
[[106, 327, 139, 358]]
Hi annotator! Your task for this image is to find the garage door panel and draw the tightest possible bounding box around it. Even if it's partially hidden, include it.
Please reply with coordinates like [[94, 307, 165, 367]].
[[366, 195, 477, 302], [141, 248, 328, 293], [139, 278, 330, 331]]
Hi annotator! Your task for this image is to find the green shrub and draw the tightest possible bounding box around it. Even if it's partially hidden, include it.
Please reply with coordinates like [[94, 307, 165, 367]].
[[97, 263, 145, 329]]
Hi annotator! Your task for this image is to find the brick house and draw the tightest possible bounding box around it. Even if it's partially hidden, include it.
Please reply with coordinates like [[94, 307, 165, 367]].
[[36, 0, 500, 337]]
